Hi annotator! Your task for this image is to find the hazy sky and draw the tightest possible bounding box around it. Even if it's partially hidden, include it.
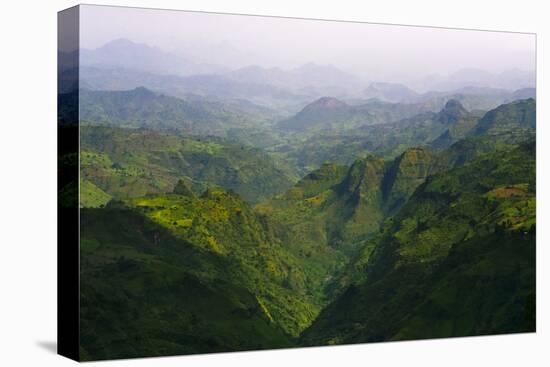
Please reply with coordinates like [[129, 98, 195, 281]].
[[80, 4, 535, 81]]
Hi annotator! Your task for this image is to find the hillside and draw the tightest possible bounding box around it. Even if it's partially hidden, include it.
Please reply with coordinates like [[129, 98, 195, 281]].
[[277, 96, 428, 132], [79, 87, 275, 136], [474, 98, 536, 135], [359, 81, 534, 110], [259, 98, 536, 305], [80, 38, 224, 76], [80, 205, 291, 360], [301, 141, 535, 345], [275, 98, 534, 173], [80, 126, 298, 204], [80, 185, 326, 360], [80, 65, 311, 110], [275, 99, 467, 172], [278, 97, 355, 131], [429, 99, 479, 149], [362, 82, 419, 103], [256, 147, 445, 302]]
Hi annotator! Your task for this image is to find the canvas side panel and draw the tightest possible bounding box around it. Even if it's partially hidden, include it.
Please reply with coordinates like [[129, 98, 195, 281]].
[[57, 5, 80, 362]]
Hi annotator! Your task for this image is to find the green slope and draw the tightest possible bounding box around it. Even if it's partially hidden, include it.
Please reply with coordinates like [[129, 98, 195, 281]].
[[273, 98, 534, 174], [80, 183, 335, 359], [80, 186, 330, 359], [80, 125, 298, 203], [79, 179, 112, 208], [431, 98, 535, 149], [300, 140, 535, 345], [474, 98, 536, 135], [79, 87, 273, 136], [274, 100, 468, 173], [80, 207, 292, 360], [256, 148, 445, 303]]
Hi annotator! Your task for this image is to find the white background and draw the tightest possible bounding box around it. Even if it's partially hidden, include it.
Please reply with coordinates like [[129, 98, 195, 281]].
[[0, 0, 548, 365]]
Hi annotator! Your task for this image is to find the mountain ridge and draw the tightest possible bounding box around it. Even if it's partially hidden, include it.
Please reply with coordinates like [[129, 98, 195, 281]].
[[300, 139, 535, 345]]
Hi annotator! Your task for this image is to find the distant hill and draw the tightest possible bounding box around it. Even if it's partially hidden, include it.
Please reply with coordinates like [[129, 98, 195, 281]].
[[277, 96, 429, 132], [429, 100, 479, 149], [81, 40, 363, 96], [430, 98, 535, 150], [276, 99, 459, 170], [277, 97, 356, 131], [79, 87, 273, 135], [411, 68, 535, 92], [80, 126, 298, 204], [276, 98, 535, 172], [436, 99, 469, 124], [362, 82, 419, 103], [80, 38, 224, 76], [79, 41, 535, 113], [80, 66, 310, 110], [511, 87, 536, 100], [415, 87, 535, 112], [278, 85, 537, 134], [474, 98, 536, 135], [226, 63, 362, 96]]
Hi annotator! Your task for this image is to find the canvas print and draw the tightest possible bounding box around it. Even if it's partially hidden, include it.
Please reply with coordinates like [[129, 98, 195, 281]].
[[58, 4, 536, 361]]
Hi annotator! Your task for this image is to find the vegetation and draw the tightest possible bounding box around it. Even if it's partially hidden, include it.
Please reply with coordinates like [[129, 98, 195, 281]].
[[269, 99, 481, 174], [79, 87, 275, 136], [79, 125, 298, 204], [301, 141, 535, 345], [67, 87, 536, 360], [80, 207, 293, 360]]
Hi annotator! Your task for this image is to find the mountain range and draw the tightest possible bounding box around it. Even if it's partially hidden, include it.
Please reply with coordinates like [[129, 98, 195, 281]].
[[57, 36, 537, 360], [76, 39, 535, 111], [80, 38, 226, 76], [61, 94, 536, 360], [411, 67, 536, 92]]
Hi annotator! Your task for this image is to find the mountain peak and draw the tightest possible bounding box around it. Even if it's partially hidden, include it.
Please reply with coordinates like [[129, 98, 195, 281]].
[[444, 99, 464, 109], [277, 97, 351, 131], [438, 99, 468, 124], [305, 97, 347, 110]]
